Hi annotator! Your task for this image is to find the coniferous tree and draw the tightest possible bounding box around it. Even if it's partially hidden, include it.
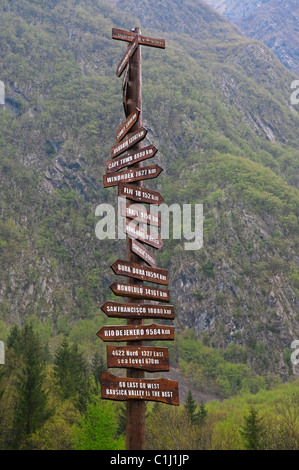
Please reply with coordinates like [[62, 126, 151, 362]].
[[240, 405, 265, 450], [184, 390, 197, 424], [195, 401, 207, 425], [54, 337, 91, 411], [11, 323, 49, 448], [91, 350, 107, 391]]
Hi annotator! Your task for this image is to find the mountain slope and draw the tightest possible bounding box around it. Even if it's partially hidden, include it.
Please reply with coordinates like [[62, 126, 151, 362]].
[[205, 0, 299, 75], [0, 0, 298, 381]]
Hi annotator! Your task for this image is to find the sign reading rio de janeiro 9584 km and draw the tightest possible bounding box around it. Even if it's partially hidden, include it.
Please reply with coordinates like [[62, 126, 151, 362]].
[[98, 26, 179, 450]]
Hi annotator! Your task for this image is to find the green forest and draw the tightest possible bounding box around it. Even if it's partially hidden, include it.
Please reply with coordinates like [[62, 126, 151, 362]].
[[1, 319, 298, 450], [0, 0, 298, 451]]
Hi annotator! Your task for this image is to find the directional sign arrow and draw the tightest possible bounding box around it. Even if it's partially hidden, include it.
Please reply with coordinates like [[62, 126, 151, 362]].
[[106, 346, 170, 372], [97, 324, 174, 342], [101, 300, 174, 319], [110, 259, 168, 285], [131, 239, 157, 267], [118, 183, 164, 205], [121, 202, 161, 227], [110, 282, 170, 302], [103, 164, 163, 188], [124, 219, 163, 249], [101, 372, 179, 405], [116, 36, 138, 77], [106, 145, 158, 174], [112, 28, 165, 49], [115, 108, 140, 142], [110, 127, 147, 158]]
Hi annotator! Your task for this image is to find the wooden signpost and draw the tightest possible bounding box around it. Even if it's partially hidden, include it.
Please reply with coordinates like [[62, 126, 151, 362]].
[[99, 26, 178, 451]]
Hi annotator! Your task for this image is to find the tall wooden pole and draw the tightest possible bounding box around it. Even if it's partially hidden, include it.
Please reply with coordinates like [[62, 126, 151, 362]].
[[100, 26, 178, 453], [125, 27, 145, 451]]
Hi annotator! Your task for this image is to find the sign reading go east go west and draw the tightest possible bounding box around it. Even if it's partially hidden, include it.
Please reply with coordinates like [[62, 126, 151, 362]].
[[101, 300, 174, 319], [97, 323, 174, 342], [106, 345, 170, 372], [118, 183, 164, 206], [101, 372, 178, 405], [110, 259, 168, 285], [110, 282, 170, 302]]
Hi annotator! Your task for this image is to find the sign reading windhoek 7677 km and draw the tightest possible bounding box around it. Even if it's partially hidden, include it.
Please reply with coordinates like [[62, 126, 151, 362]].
[[101, 372, 179, 405], [103, 164, 162, 188]]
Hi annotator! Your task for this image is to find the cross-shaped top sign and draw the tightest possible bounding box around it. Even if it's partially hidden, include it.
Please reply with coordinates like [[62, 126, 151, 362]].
[[112, 28, 165, 49]]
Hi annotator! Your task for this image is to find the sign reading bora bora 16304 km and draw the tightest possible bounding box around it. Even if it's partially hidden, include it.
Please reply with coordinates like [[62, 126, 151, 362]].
[[110, 259, 168, 285]]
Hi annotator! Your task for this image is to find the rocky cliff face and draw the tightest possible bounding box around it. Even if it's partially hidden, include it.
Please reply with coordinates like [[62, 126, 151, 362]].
[[205, 0, 299, 75]]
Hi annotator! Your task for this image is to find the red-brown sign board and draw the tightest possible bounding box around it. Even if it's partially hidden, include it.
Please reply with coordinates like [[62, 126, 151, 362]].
[[110, 282, 170, 302], [116, 36, 138, 77], [118, 183, 164, 206], [97, 323, 174, 342], [116, 108, 140, 142], [124, 219, 163, 249], [106, 145, 157, 174], [110, 259, 168, 285], [110, 127, 147, 158], [101, 301, 174, 319], [131, 239, 157, 267], [106, 346, 170, 372], [121, 202, 161, 226], [112, 28, 166, 49], [103, 164, 162, 188], [101, 372, 179, 405]]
